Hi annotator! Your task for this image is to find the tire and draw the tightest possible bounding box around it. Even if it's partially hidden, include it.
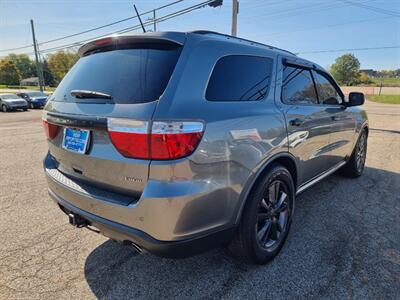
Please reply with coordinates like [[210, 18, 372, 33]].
[[2, 105, 8, 112], [340, 130, 367, 178], [23, 108, 28, 111], [229, 163, 295, 264]]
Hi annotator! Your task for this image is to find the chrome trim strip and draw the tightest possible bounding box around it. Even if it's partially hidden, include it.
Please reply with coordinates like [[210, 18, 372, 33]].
[[107, 118, 149, 133], [296, 161, 347, 195], [44, 111, 108, 129], [152, 121, 204, 134]]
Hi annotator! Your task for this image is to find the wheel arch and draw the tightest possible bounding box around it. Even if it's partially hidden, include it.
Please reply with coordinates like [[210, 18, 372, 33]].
[[233, 152, 298, 224], [362, 123, 369, 136]]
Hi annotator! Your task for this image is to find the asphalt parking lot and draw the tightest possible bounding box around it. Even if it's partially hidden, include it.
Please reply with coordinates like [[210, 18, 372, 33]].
[[0, 101, 399, 299]]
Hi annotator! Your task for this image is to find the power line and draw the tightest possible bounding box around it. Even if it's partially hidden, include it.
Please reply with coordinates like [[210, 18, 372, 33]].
[[118, 0, 216, 34], [37, 0, 185, 46], [3, 0, 398, 59], [0, 0, 185, 53], [38, 0, 351, 55], [0, 44, 34, 53], [36, 0, 215, 55], [2, 0, 216, 56], [256, 15, 395, 38], [338, 0, 400, 17], [297, 46, 400, 54], [240, 0, 372, 21]]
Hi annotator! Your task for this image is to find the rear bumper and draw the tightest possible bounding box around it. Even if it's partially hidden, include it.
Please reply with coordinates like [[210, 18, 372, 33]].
[[7, 104, 28, 110], [43, 152, 236, 257], [50, 189, 235, 258], [31, 102, 45, 108]]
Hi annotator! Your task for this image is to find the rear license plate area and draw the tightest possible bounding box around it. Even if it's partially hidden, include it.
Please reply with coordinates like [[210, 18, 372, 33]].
[[62, 127, 90, 154]]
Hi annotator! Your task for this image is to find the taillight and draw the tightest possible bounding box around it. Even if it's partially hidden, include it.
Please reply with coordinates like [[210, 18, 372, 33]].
[[151, 122, 204, 160], [108, 119, 149, 159], [42, 119, 60, 140], [107, 119, 204, 160], [94, 37, 113, 46]]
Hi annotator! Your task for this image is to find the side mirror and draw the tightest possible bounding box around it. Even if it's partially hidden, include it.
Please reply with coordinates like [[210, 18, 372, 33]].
[[347, 92, 365, 106]]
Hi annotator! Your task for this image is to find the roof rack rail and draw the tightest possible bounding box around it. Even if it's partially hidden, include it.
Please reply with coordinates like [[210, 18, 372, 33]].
[[191, 30, 296, 56]]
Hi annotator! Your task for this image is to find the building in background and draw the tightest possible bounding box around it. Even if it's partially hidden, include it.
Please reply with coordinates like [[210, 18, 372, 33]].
[[20, 77, 39, 86], [360, 69, 377, 77]]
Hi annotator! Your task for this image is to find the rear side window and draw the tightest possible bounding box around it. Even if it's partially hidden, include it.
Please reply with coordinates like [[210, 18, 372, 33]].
[[206, 55, 273, 101], [52, 47, 181, 104], [281, 65, 318, 105], [312, 71, 342, 105]]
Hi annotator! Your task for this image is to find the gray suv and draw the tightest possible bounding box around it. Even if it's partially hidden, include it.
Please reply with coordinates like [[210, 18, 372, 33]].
[[43, 31, 368, 264]]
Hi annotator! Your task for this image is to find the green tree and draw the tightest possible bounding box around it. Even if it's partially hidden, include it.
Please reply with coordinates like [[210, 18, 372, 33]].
[[42, 59, 55, 87], [357, 72, 372, 85], [330, 54, 361, 86], [0, 59, 21, 85], [47, 51, 79, 84], [6, 53, 35, 79]]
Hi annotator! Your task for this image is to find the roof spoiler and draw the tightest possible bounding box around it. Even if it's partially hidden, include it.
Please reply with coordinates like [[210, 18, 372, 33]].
[[78, 32, 186, 57]]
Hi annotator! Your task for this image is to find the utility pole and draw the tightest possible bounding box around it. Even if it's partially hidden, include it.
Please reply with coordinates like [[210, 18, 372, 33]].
[[231, 0, 238, 36], [153, 10, 157, 32], [37, 51, 46, 90], [30, 19, 44, 92]]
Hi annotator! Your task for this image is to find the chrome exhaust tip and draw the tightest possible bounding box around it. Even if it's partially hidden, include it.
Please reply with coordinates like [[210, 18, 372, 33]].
[[130, 242, 144, 254]]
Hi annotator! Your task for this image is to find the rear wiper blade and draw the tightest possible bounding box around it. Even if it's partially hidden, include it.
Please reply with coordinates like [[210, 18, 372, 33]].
[[70, 90, 112, 99]]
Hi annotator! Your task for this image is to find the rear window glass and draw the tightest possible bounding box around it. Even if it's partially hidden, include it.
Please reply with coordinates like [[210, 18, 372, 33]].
[[52, 47, 181, 104], [206, 55, 273, 101]]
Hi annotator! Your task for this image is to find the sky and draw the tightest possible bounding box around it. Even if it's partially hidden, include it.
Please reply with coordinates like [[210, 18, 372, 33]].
[[0, 0, 399, 70]]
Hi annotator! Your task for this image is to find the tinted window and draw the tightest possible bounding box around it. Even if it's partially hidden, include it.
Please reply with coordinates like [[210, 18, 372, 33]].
[[52, 47, 181, 104], [281, 65, 318, 104], [313, 71, 342, 105], [206, 55, 272, 101]]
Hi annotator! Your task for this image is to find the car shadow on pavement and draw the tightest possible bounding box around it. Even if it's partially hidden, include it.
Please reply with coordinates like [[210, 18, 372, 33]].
[[84, 240, 255, 299], [84, 167, 400, 299]]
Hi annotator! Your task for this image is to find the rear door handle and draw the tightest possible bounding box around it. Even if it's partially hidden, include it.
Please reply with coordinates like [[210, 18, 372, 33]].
[[289, 118, 304, 126]]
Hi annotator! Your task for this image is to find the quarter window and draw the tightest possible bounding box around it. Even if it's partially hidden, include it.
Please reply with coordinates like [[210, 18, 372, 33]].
[[206, 55, 273, 101], [313, 71, 342, 105], [281, 65, 318, 104]]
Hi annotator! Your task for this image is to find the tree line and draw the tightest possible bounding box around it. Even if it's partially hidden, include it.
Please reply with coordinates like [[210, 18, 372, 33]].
[[330, 54, 400, 86], [0, 51, 78, 86]]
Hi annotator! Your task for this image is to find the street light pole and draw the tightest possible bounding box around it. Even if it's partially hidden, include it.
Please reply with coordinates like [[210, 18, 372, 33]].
[[231, 0, 238, 36]]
